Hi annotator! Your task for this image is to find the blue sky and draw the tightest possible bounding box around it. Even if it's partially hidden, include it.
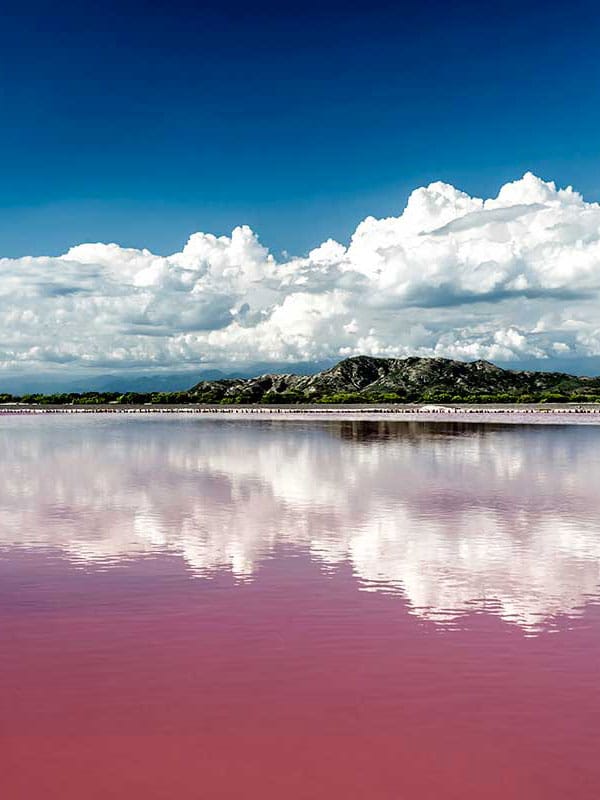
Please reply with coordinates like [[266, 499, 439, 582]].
[[2, 0, 600, 388], [1, 0, 599, 257]]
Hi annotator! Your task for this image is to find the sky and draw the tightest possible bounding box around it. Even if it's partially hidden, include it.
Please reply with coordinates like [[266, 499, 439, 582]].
[[1, 0, 600, 388]]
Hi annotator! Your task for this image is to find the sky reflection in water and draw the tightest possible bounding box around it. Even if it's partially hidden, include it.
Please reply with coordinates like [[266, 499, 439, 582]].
[[1, 415, 599, 633]]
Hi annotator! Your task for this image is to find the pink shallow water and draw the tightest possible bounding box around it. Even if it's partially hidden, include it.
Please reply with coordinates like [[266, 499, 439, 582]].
[[1, 417, 600, 799]]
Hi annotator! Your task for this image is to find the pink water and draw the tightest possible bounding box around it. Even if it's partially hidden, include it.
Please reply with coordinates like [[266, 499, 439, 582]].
[[1, 417, 599, 799]]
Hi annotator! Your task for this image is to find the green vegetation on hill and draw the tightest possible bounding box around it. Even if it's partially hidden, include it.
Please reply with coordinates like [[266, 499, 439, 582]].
[[3, 356, 600, 405]]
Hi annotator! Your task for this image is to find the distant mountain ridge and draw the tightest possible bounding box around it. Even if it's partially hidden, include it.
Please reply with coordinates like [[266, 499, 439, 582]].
[[5, 356, 600, 405], [187, 355, 600, 403]]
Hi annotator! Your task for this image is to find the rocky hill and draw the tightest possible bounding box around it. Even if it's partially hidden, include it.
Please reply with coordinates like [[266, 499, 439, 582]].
[[187, 356, 600, 404]]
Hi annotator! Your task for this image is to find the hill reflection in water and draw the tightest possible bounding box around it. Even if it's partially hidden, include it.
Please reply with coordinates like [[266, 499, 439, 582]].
[[1, 415, 599, 632]]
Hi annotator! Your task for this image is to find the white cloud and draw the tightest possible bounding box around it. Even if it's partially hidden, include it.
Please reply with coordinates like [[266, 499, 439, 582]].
[[3, 172, 600, 377]]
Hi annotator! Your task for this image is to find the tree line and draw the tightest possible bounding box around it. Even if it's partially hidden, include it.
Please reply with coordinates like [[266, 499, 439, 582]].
[[2, 389, 600, 405]]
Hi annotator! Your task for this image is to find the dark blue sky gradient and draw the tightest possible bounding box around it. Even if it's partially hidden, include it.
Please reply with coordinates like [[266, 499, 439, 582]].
[[1, 0, 599, 257]]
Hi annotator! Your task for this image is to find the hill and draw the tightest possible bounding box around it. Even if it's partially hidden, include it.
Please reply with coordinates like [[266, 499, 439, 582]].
[[5, 356, 600, 405], [187, 356, 600, 404]]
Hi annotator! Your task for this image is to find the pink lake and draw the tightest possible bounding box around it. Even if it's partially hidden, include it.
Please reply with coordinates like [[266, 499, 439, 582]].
[[1, 416, 599, 799]]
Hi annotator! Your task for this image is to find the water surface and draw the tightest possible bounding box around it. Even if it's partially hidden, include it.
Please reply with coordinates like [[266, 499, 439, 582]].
[[1, 416, 599, 798]]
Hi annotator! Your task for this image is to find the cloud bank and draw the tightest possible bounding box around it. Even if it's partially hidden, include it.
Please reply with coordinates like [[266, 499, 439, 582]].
[[3, 172, 600, 378]]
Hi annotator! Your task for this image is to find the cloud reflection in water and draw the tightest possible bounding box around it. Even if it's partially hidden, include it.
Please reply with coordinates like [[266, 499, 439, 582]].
[[1, 416, 599, 632]]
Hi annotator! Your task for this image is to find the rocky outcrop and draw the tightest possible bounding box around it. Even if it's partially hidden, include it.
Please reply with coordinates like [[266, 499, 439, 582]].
[[187, 356, 600, 403]]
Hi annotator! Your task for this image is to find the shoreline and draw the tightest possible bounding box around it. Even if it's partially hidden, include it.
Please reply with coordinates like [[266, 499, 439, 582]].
[[3, 403, 600, 424]]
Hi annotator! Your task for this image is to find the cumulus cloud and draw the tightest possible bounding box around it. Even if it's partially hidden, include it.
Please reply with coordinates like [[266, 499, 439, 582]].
[[3, 172, 600, 377]]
